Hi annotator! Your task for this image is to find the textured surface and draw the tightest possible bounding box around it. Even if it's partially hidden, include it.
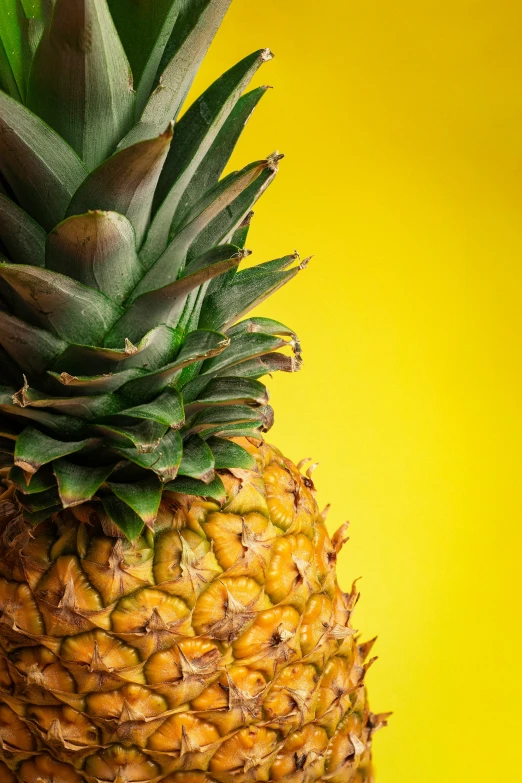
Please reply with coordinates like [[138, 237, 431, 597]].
[[0, 439, 384, 781]]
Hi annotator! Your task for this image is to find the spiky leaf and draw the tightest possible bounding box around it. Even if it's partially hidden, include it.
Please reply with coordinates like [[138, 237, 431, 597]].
[[46, 212, 143, 302], [0, 91, 87, 230], [27, 0, 135, 170]]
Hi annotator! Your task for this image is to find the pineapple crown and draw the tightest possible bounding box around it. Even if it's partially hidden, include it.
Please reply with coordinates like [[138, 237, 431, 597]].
[[0, 0, 305, 539]]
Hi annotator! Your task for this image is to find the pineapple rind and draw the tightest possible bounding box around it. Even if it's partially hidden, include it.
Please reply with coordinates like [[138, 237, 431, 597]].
[[0, 439, 382, 781]]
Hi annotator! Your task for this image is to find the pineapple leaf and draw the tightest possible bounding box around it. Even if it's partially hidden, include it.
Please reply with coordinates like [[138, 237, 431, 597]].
[[177, 434, 214, 482], [0, 311, 68, 377], [47, 368, 145, 396], [0, 388, 89, 437], [119, 0, 233, 147], [207, 436, 256, 470], [14, 426, 92, 476], [54, 458, 114, 508], [185, 376, 268, 406], [169, 87, 268, 234], [135, 161, 270, 294], [114, 429, 182, 482], [108, 0, 182, 117], [95, 419, 168, 453], [46, 212, 143, 302], [9, 465, 56, 494], [0, 0, 40, 101], [0, 264, 123, 344], [164, 473, 226, 505], [0, 193, 46, 266], [0, 91, 87, 230], [107, 251, 241, 346], [187, 403, 267, 435], [17, 486, 61, 512], [199, 257, 300, 331], [108, 475, 162, 528], [227, 316, 297, 339], [101, 493, 144, 540], [201, 333, 290, 376], [118, 329, 229, 401], [143, 50, 271, 264], [170, 86, 268, 236], [186, 163, 278, 264], [67, 126, 173, 248], [27, 0, 135, 170], [214, 352, 301, 380], [52, 325, 183, 377], [118, 387, 184, 428], [22, 504, 62, 524], [15, 387, 125, 419]]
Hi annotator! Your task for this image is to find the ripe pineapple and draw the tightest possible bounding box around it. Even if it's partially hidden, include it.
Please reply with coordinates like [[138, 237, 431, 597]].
[[0, 1, 387, 781]]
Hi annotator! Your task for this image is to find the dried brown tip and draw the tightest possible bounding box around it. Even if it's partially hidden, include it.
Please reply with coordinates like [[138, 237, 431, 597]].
[[267, 151, 285, 172], [331, 522, 351, 554], [124, 338, 139, 355], [260, 48, 274, 62], [306, 462, 319, 479], [12, 375, 29, 408]]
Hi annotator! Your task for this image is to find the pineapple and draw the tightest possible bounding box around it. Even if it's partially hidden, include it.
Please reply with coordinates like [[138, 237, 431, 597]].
[[0, 1, 387, 781]]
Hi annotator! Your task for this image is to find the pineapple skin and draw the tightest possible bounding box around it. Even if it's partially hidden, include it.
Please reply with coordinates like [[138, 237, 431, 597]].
[[0, 438, 381, 782]]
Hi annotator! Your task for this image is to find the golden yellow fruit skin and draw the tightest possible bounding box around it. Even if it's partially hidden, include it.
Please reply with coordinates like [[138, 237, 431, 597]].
[[0, 439, 383, 781]]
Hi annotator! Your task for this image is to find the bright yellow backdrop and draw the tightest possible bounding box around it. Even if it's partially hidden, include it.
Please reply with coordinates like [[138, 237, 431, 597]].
[[192, 1, 522, 780]]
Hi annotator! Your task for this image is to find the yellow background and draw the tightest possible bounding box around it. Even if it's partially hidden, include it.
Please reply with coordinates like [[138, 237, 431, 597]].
[[193, 1, 522, 780]]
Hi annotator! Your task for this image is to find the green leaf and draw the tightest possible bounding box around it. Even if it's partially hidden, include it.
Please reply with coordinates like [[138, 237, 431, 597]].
[[201, 333, 289, 376], [143, 50, 271, 264], [134, 161, 270, 296], [178, 434, 214, 482], [0, 312, 67, 377], [53, 325, 183, 378], [14, 426, 92, 477], [114, 428, 182, 482], [186, 376, 268, 406], [0, 91, 87, 230], [164, 473, 226, 505], [0, 264, 123, 345], [118, 387, 184, 428], [169, 88, 267, 234], [0, 193, 46, 266], [228, 209, 254, 252], [187, 404, 266, 436], [200, 255, 299, 332], [67, 127, 173, 248], [46, 212, 143, 302], [227, 316, 297, 339], [0, 0, 37, 101], [0, 387, 89, 438], [47, 368, 144, 396], [27, 0, 135, 170], [101, 494, 144, 540], [108, 0, 181, 117], [95, 419, 168, 453], [9, 464, 56, 494], [119, 330, 229, 400], [15, 386, 125, 419], [107, 251, 241, 346], [207, 436, 256, 470], [17, 486, 60, 512], [214, 352, 301, 379], [186, 165, 278, 266], [119, 0, 233, 147], [54, 459, 114, 508], [22, 504, 62, 525], [108, 475, 162, 528]]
